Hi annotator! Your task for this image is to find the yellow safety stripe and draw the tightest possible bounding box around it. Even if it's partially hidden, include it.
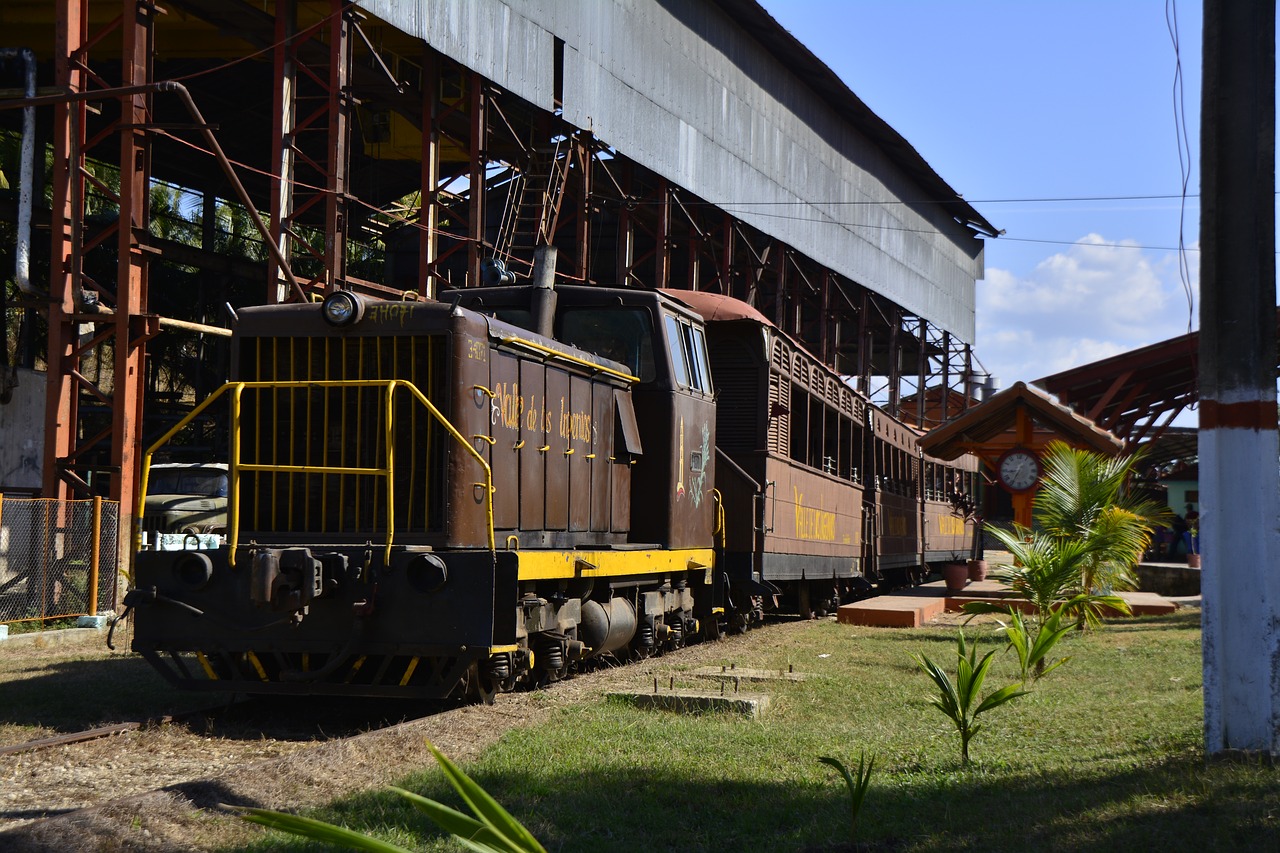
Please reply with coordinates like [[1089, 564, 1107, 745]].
[[512, 548, 716, 581]]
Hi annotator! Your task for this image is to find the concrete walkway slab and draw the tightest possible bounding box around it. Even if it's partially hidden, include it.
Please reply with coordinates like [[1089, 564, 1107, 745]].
[[1117, 591, 1179, 616], [610, 690, 770, 717], [837, 576, 1180, 627], [838, 595, 945, 627]]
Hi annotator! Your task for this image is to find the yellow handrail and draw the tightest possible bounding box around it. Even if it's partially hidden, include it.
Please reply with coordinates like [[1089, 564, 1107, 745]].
[[497, 334, 641, 384], [139, 379, 496, 567]]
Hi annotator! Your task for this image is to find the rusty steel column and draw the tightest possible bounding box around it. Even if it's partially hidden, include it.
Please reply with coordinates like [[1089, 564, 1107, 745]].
[[109, 0, 156, 564], [467, 70, 487, 287], [856, 287, 870, 395], [886, 306, 901, 416], [268, 0, 297, 304], [819, 269, 832, 364], [574, 131, 594, 284], [686, 215, 701, 290], [916, 319, 927, 429], [615, 162, 634, 286], [267, 0, 349, 299], [772, 246, 786, 332], [940, 330, 952, 422], [418, 52, 440, 299], [654, 177, 670, 289], [1199, 0, 1280, 759], [43, 0, 88, 500], [962, 344, 973, 413], [323, 0, 351, 293], [720, 211, 735, 297]]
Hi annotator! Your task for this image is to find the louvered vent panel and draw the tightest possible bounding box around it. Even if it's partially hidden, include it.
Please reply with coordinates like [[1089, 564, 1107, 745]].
[[711, 340, 760, 453], [237, 334, 449, 539]]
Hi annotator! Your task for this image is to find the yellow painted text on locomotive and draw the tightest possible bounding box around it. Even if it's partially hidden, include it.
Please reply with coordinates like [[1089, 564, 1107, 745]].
[[793, 486, 836, 541], [495, 382, 525, 428], [559, 397, 593, 442], [492, 383, 594, 443], [367, 303, 414, 328], [937, 515, 965, 536]]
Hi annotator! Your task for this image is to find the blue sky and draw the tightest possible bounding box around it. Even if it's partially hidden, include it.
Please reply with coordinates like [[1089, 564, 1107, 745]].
[[759, 0, 1207, 393]]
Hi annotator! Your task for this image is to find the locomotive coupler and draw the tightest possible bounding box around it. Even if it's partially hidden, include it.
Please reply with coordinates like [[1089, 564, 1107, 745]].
[[249, 548, 328, 616]]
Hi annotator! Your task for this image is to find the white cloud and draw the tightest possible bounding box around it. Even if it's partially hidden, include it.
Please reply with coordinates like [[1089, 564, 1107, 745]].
[[975, 235, 1199, 388]]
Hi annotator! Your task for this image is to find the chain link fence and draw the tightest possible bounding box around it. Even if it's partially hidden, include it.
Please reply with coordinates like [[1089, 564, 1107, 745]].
[[0, 496, 120, 625]]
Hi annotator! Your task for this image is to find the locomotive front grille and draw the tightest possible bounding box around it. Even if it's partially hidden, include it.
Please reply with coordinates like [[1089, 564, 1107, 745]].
[[237, 333, 449, 541]]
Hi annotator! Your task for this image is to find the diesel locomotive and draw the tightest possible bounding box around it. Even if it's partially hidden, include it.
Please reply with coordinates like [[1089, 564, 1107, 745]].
[[128, 282, 978, 701]]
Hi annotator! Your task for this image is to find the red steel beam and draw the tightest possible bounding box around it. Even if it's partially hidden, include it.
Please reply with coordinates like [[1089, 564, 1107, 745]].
[[42, 0, 88, 500]]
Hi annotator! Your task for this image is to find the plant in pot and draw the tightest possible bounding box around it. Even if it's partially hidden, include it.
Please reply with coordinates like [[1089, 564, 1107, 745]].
[[948, 483, 986, 583]]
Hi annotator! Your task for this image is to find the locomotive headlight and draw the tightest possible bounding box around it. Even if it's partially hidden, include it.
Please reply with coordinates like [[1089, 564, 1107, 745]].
[[321, 291, 363, 327]]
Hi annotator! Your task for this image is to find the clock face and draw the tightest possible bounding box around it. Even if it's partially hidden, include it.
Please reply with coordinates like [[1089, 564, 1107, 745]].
[[998, 449, 1041, 492]]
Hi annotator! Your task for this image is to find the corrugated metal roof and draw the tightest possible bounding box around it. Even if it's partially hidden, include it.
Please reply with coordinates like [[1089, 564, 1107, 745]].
[[713, 0, 998, 238], [357, 0, 994, 341]]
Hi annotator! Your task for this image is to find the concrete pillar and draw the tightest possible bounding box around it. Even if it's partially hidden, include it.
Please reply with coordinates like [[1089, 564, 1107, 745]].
[[1199, 0, 1280, 758]]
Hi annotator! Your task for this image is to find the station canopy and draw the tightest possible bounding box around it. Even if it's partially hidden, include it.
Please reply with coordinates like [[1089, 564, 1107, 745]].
[[1032, 308, 1280, 447]]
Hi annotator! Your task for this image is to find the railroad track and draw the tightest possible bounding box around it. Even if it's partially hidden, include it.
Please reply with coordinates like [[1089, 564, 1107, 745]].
[[0, 712, 206, 758]]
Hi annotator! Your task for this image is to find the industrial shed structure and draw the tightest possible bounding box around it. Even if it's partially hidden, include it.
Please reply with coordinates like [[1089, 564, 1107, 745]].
[[0, 0, 995, 556]]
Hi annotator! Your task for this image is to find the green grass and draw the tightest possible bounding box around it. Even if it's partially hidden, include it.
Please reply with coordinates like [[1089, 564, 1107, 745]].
[[6, 617, 82, 635], [230, 610, 1280, 852]]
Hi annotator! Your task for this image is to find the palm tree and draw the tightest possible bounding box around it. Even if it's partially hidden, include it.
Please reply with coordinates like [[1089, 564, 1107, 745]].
[[968, 442, 1164, 652], [979, 527, 1130, 633], [1032, 440, 1167, 604]]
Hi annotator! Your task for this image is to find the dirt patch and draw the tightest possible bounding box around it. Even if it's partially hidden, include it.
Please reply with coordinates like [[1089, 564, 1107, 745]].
[[0, 622, 818, 851]]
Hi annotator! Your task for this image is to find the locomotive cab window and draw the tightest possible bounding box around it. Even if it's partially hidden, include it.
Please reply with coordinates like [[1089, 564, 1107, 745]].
[[663, 312, 712, 394]]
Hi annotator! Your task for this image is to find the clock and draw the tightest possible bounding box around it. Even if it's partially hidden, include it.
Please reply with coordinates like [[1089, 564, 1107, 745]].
[[997, 447, 1041, 492]]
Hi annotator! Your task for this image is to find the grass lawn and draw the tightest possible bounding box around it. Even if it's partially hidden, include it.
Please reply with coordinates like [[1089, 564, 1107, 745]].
[[233, 609, 1280, 852]]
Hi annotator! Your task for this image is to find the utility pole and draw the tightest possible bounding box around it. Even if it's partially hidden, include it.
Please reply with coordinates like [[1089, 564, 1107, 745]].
[[1199, 0, 1280, 758]]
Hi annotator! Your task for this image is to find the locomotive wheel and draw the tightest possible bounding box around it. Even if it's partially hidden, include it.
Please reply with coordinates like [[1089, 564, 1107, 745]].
[[465, 662, 499, 705]]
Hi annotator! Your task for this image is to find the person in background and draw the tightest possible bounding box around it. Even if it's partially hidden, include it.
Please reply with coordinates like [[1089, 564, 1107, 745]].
[[1170, 511, 1188, 557], [1184, 503, 1199, 556]]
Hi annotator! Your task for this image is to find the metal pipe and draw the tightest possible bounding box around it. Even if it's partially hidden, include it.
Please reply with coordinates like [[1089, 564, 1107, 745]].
[[88, 494, 102, 617], [81, 304, 233, 338], [0, 48, 37, 294], [158, 316, 232, 337], [530, 245, 558, 338], [2, 80, 307, 302]]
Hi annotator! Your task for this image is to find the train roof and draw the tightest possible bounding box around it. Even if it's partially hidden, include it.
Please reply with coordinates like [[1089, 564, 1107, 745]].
[[658, 289, 772, 325]]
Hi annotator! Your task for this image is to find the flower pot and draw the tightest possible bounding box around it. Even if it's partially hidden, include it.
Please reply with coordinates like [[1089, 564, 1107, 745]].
[[967, 559, 988, 582], [1187, 553, 1201, 568], [941, 562, 969, 593]]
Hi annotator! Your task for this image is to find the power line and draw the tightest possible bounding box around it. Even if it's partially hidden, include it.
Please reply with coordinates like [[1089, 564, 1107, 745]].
[[1167, 0, 1197, 332], [619, 192, 1204, 207], [713, 203, 1205, 253]]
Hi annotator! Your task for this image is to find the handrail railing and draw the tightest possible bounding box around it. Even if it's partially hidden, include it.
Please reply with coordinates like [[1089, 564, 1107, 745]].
[[498, 334, 640, 384], [140, 379, 495, 567]]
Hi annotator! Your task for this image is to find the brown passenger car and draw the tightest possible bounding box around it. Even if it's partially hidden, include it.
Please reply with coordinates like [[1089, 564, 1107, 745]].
[[671, 291, 869, 617]]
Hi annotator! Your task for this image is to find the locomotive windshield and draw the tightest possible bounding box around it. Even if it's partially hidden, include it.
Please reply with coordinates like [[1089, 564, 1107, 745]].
[[559, 307, 656, 382]]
